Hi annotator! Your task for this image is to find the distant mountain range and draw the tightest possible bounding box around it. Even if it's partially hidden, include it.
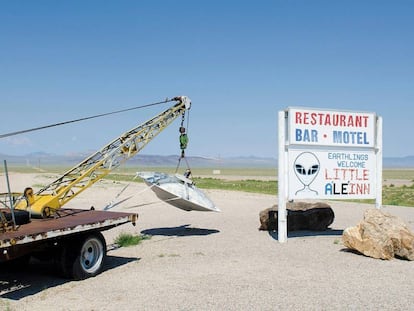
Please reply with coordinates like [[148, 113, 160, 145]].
[[0, 152, 278, 169], [0, 152, 413, 169]]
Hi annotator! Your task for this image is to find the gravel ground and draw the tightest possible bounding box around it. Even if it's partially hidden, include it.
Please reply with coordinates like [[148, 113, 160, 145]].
[[1, 174, 413, 311]]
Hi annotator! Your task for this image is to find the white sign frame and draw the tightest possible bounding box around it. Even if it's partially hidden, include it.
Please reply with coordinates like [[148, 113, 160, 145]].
[[278, 107, 382, 243]]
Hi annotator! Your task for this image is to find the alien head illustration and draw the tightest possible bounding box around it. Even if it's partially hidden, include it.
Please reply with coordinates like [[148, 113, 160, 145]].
[[294, 152, 320, 195]]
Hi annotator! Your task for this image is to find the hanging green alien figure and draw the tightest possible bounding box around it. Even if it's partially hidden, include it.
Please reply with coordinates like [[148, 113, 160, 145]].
[[179, 126, 188, 157]]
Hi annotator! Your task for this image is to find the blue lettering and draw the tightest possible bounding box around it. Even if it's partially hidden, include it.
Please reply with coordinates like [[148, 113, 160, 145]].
[[295, 129, 302, 142], [325, 183, 333, 195], [295, 129, 318, 142], [333, 131, 342, 143], [311, 130, 318, 142], [303, 129, 310, 141], [343, 132, 350, 144], [333, 131, 369, 145]]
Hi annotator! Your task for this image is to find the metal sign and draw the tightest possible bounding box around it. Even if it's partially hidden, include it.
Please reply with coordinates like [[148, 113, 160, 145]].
[[278, 107, 382, 243], [288, 149, 376, 200], [288, 107, 376, 147]]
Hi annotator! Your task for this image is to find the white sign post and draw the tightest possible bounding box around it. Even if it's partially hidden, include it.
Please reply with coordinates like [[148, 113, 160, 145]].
[[278, 107, 382, 243]]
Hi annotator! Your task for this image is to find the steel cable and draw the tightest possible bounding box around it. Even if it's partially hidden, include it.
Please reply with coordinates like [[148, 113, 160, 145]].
[[0, 98, 175, 139]]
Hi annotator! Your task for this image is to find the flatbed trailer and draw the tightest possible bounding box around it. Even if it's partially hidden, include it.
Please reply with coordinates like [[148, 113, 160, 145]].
[[0, 208, 137, 280]]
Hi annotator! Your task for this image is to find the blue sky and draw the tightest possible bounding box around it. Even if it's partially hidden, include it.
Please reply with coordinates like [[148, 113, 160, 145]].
[[1, 1, 413, 158]]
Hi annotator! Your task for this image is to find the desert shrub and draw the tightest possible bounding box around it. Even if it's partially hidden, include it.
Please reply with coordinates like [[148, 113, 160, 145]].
[[114, 233, 151, 247]]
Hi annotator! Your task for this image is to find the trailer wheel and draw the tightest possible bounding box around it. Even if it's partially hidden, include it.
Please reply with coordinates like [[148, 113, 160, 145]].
[[60, 232, 107, 280]]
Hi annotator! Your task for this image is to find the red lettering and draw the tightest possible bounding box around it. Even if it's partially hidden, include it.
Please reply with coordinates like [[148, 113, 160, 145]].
[[340, 115, 346, 126], [295, 111, 370, 128], [332, 114, 338, 126], [354, 116, 362, 127], [325, 114, 331, 126], [362, 116, 369, 127], [295, 112, 303, 124], [311, 112, 317, 125], [303, 112, 309, 124], [347, 115, 354, 127]]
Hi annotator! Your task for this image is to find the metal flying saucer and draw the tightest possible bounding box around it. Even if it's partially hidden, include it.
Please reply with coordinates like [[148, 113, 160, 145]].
[[136, 172, 220, 212]]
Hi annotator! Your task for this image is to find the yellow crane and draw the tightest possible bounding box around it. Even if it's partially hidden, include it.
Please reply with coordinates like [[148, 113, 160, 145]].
[[15, 96, 191, 218]]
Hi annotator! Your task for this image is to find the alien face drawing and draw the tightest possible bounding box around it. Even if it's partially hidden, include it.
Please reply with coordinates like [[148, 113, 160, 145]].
[[293, 152, 320, 195]]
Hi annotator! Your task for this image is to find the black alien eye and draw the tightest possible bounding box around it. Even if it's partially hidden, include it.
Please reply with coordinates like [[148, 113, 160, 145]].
[[308, 165, 319, 175], [295, 164, 306, 175]]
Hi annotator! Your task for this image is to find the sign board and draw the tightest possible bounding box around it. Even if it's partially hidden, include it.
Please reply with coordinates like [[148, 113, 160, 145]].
[[288, 149, 376, 200], [288, 108, 376, 148], [278, 107, 382, 243]]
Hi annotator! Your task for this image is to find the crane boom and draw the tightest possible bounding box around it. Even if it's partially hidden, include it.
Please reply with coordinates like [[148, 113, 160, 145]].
[[16, 96, 191, 218]]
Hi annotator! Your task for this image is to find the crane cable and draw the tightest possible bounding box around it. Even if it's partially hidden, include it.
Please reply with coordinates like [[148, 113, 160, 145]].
[[0, 98, 176, 139], [175, 109, 192, 176]]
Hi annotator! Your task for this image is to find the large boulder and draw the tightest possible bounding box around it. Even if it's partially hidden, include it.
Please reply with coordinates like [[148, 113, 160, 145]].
[[259, 202, 334, 231], [342, 208, 414, 260]]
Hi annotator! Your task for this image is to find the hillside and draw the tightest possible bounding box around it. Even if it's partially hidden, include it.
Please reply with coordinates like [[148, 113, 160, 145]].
[[0, 152, 413, 169]]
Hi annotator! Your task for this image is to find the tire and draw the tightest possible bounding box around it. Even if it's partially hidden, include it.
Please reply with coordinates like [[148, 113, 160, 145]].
[[60, 232, 107, 280]]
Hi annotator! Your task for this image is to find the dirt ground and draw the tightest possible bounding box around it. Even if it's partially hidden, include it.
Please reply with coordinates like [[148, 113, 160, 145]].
[[1, 173, 414, 311]]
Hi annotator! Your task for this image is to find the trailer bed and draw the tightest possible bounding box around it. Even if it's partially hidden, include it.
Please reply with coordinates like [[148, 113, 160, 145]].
[[0, 208, 138, 261]]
